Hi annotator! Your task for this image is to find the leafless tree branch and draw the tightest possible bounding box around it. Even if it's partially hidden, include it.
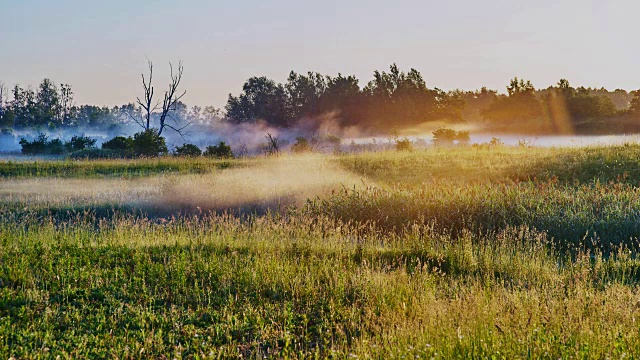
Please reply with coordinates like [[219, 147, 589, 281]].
[[134, 59, 190, 137], [136, 59, 160, 130], [0, 81, 6, 108], [158, 61, 187, 136]]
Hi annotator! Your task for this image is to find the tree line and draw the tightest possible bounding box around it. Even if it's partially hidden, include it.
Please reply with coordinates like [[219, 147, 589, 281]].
[[1, 64, 640, 136]]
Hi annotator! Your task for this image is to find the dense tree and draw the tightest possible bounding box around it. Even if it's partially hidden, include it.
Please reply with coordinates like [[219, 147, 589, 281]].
[[482, 77, 543, 128], [226, 76, 291, 126], [460, 87, 497, 122], [285, 71, 326, 120], [541, 80, 618, 132], [318, 74, 363, 126], [226, 64, 464, 131], [363, 64, 447, 128], [630, 91, 640, 114], [35, 79, 61, 128], [3, 68, 640, 139], [11, 85, 37, 128], [0, 81, 12, 130]]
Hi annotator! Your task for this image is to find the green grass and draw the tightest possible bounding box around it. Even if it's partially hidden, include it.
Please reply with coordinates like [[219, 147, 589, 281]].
[[337, 144, 640, 187], [0, 157, 239, 178], [3, 146, 640, 358]]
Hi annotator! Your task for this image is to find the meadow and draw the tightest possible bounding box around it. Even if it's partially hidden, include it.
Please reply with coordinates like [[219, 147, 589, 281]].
[[3, 145, 640, 358]]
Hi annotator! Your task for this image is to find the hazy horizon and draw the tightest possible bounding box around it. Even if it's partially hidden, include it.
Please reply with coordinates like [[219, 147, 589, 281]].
[[1, 0, 639, 108]]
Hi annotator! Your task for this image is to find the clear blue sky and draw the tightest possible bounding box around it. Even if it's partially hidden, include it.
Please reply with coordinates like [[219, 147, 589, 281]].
[[1, 0, 638, 108]]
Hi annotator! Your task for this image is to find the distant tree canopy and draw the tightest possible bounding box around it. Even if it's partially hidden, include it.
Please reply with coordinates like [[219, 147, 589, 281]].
[[226, 64, 464, 131], [630, 91, 640, 114], [1, 67, 639, 136], [481, 78, 624, 134], [482, 78, 543, 128]]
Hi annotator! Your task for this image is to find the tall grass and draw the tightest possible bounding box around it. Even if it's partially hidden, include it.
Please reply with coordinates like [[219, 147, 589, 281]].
[[3, 213, 640, 358], [0, 157, 238, 178], [307, 180, 640, 251], [3, 146, 640, 357]]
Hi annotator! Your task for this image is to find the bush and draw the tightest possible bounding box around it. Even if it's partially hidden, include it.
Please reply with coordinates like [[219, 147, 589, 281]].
[[291, 137, 312, 153], [395, 137, 414, 152], [174, 143, 202, 157], [204, 141, 233, 158], [102, 136, 133, 152], [432, 128, 458, 146], [47, 139, 65, 155], [65, 135, 97, 152], [132, 129, 168, 157], [19, 133, 66, 155], [456, 131, 470, 145], [433, 128, 471, 146], [489, 137, 504, 147]]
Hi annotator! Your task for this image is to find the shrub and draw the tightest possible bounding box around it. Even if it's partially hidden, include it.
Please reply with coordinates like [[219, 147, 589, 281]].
[[432, 128, 458, 146], [204, 141, 234, 158], [174, 143, 202, 157], [456, 131, 471, 145], [19, 134, 48, 155], [291, 137, 312, 153], [489, 137, 504, 147], [395, 137, 414, 151], [19, 133, 66, 155], [433, 128, 471, 146], [322, 133, 342, 146], [102, 136, 133, 152], [132, 129, 168, 157], [65, 135, 97, 152], [47, 139, 66, 155]]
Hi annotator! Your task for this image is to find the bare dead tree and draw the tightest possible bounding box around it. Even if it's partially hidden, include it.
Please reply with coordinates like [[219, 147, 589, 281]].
[[157, 61, 187, 136], [237, 143, 249, 157], [264, 133, 280, 155], [134, 59, 158, 130], [131, 59, 189, 137], [309, 132, 321, 151], [0, 81, 6, 108]]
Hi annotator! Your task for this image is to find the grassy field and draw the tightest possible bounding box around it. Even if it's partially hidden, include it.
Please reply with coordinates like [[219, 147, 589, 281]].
[[3, 146, 640, 358]]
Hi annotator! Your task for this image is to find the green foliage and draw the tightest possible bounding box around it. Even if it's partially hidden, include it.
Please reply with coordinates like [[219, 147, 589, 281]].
[[0, 157, 232, 178], [174, 143, 202, 157], [64, 135, 96, 152], [204, 141, 234, 158], [226, 64, 464, 131], [132, 129, 168, 157], [102, 136, 133, 152], [18, 133, 66, 155], [4, 73, 640, 137], [226, 77, 292, 127]]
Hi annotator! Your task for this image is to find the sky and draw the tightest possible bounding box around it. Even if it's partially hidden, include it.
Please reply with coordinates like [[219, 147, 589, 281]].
[[0, 0, 638, 108]]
